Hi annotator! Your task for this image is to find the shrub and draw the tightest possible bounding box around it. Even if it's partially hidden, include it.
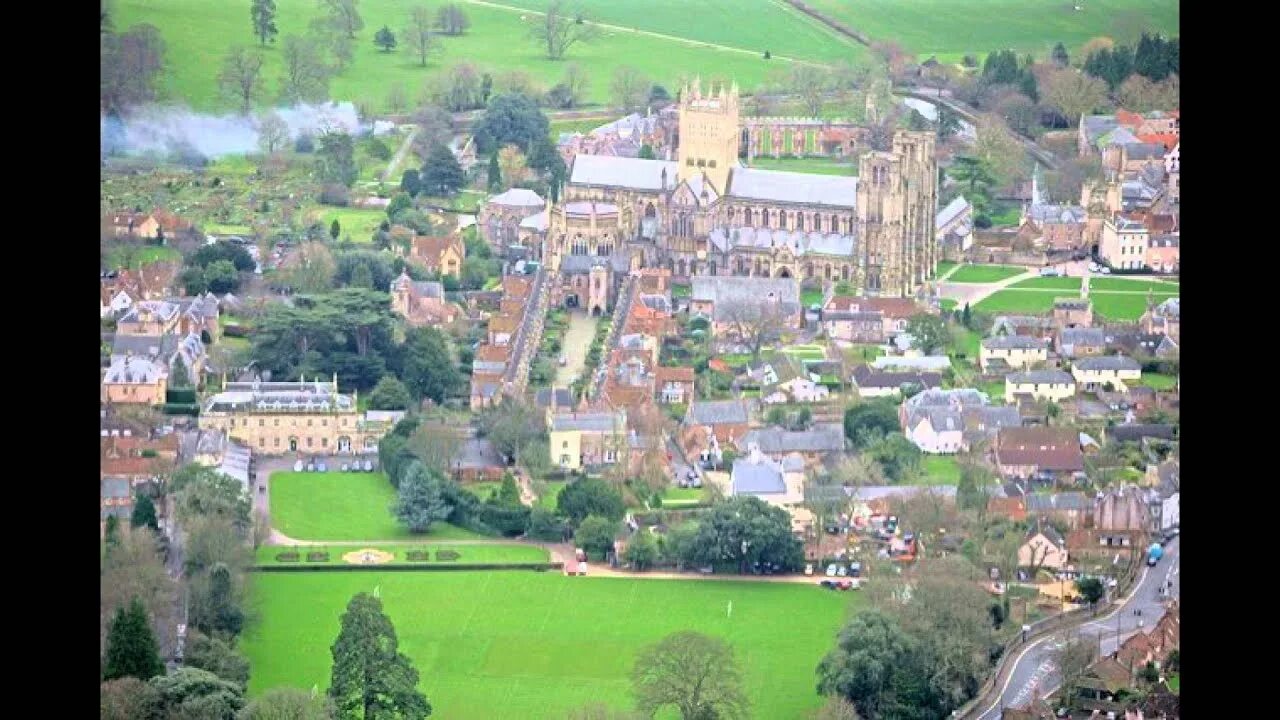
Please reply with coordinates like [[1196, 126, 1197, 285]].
[[436, 550, 461, 561], [295, 134, 315, 153], [306, 552, 330, 562], [276, 552, 300, 562], [320, 184, 351, 207], [406, 551, 431, 562]]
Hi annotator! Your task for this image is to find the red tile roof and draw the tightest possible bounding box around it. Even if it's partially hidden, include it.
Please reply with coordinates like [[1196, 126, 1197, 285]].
[[995, 427, 1083, 472]]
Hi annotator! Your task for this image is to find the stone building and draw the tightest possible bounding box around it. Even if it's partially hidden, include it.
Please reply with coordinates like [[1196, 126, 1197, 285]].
[[532, 79, 939, 301], [389, 272, 460, 326]]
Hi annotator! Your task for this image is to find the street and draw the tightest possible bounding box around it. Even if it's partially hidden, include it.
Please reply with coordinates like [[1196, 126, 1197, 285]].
[[977, 536, 1180, 718]]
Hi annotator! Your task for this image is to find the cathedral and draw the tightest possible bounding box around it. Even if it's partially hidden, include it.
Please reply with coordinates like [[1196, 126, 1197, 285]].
[[522, 80, 939, 314]]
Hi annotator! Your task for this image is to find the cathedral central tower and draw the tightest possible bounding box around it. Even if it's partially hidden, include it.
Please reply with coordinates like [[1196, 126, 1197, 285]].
[[676, 78, 739, 193]]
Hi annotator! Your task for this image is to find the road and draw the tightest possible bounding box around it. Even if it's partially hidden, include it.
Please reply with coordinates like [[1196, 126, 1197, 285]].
[[977, 537, 1180, 719]]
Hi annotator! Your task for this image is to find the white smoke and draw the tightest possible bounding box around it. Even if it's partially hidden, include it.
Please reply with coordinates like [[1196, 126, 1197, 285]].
[[101, 101, 371, 159]]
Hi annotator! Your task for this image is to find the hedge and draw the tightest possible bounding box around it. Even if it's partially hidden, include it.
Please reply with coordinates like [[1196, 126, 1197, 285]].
[[253, 563, 564, 573], [166, 388, 197, 404], [162, 403, 201, 416]]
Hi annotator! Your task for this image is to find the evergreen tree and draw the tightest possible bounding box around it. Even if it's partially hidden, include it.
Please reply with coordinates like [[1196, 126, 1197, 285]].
[[171, 354, 190, 388], [104, 598, 165, 681], [251, 0, 278, 46], [131, 495, 159, 532], [497, 473, 521, 506], [105, 514, 121, 549], [1051, 42, 1069, 67], [329, 593, 432, 720], [368, 375, 413, 410], [394, 462, 454, 533], [400, 168, 421, 197], [962, 302, 972, 329], [374, 25, 397, 53], [330, 219, 342, 241], [420, 142, 466, 195], [638, 144, 655, 160], [349, 262, 375, 289], [487, 152, 502, 191]]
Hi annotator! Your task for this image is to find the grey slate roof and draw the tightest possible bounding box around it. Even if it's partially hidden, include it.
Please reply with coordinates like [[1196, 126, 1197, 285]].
[[560, 253, 631, 274], [1061, 328, 1106, 348], [1008, 370, 1075, 385], [871, 355, 952, 371], [1027, 203, 1087, 224], [983, 335, 1046, 350], [737, 424, 845, 454], [726, 167, 857, 209], [519, 209, 549, 231], [454, 437, 504, 469], [731, 456, 786, 495], [570, 154, 677, 191], [1028, 520, 1066, 548], [104, 355, 164, 384], [707, 227, 856, 257], [550, 411, 625, 433], [851, 365, 942, 391], [112, 333, 177, 361], [564, 201, 619, 215], [535, 387, 574, 409], [1074, 355, 1141, 371], [488, 188, 545, 207], [1081, 115, 1120, 144], [937, 196, 971, 229], [1025, 492, 1091, 512], [686, 399, 750, 426], [691, 275, 799, 305], [1108, 424, 1176, 443], [1126, 143, 1167, 160]]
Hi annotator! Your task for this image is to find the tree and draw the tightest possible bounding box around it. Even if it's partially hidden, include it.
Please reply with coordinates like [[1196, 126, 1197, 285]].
[[319, 0, 363, 40], [686, 496, 804, 573], [1042, 69, 1108, 127], [633, 632, 749, 720], [473, 92, 550, 154], [948, 156, 997, 212], [258, 112, 290, 154], [487, 152, 502, 191], [994, 91, 1037, 136], [102, 527, 178, 660], [421, 142, 465, 195], [205, 259, 241, 294], [101, 677, 163, 720], [317, 131, 359, 188], [1076, 577, 1106, 607], [718, 299, 787, 364], [496, 473, 521, 506], [189, 558, 247, 636], [1051, 42, 1069, 67], [184, 629, 251, 689], [219, 46, 266, 115], [557, 478, 626, 526], [101, 23, 167, 113], [402, 326, 464, 403], [1051, 633, 1098, 703], [1116, 74, 1178, 112], [104, 598, 164, 681], [637, 144, 655, 160], [527, 506, 565, 541], [843, 400, 900, 448], [904, 313, 948, 355], [556, 63, 589, 108], [961, 302, 972, 328], [279, 34, 333, 105], [394, 461, 454, 533], [171, 464, 253, 529], [400, 168, 421, 197], [428, 62, 483, 111], [973, 115, 1029, 189], [497, 144, 530, 187], [817, 696, 862, 720], [865, 433, 922, 484], [817, 610, 940, 720], [575, 515, 619, 558], [329, 592, 431, 720], [330, 219, 342, 241], [788, 64, 831, 117], [369, 375, 413, 410], [105, 514, 122, 549], [374, 25, 397, 52], [241, 688, 333, 720], [624, 529, 658, 570], [251, 0, 279, 46], [433, 3, 471, 35], [404, 6, 439, 67], [828, 454, 885, 490], [610, 66, 651, 114], [130, 494, 159, 532], [282, 242, 337, 293], [529, 0, 600, 60], [151, 667, 246, 719]]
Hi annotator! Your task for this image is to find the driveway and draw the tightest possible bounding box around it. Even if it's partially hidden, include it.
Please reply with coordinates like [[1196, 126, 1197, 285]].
[[976, 537, 1180, 718]]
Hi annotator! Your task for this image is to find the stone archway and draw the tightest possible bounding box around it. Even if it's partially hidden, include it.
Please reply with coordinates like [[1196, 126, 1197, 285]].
[[776, 266, 793, 279]]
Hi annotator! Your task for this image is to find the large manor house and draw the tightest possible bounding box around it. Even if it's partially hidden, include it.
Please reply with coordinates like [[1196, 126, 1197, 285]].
[[482, 80, 940, 315]]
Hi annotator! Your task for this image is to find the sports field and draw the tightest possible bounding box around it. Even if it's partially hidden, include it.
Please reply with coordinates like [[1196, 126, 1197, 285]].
[[241, 572, 857, 718], [269, 471, 486, 542], [116, 0, 851, 113], [945, 264, 1027, 283], [804, 0, 1180, 61]]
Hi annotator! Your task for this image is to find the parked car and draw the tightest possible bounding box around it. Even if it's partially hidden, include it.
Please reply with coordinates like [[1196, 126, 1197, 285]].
[[835, 565, 848, 577], [1039, 266, 1059, 277], [825, 564, 838, 577], [848, 562, 862, 578], [316, 462, 327, 472], [293, 460, 304, 472], [1088, 262, 1100, 272], [698, 566, 714, 574], [804, 563, 815, 576], [1100, 267, 1112, 274]]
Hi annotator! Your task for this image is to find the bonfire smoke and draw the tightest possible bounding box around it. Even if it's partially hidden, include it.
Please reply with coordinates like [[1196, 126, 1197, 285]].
[[100, 102, 369, 159]]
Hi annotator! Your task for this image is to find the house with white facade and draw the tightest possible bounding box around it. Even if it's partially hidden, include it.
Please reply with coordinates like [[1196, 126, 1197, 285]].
[[899, 388, 1021, 454]]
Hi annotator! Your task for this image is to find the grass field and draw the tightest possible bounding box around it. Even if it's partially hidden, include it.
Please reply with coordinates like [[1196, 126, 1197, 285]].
[[463, 482, 503, 502], [661, 486, 710, 507], [974, 290, 1068, 315], [254, 543, 549, 565], [919, 455, 961, 485], [940, 298, 958, 312], [537, 480, 569, 510], [102, 245, 183, 270], [804, 0, 1179, 61], [1090, 292, 1178, 322], [312, 207, 387, 244], [1087, 277, 1180, 292], [1135, 372, 1177, 391], [801, 288, 825, 307], [550, 118, 610, 139], [1008, 277, 1083, 290], [1166, 673, 1179, 693], [936, 261, 958, 277], [946, 264, 1027, 283], [748, 155, 858, 176], [782, 344, 827, 361], [241, 572, 857, 718], [270, 471, 486, 542], [116, 0, 856, 114]]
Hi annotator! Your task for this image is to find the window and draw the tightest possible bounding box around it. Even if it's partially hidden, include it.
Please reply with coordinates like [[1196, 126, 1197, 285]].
[[604, 450, 616, 463], [322, 438, 328, 447], [258, 419, 264, 427], [274, 419, 280, 427], [562, 441, 569, 449], [306, 437, 313, 447], [686, 158, 694, 166], [259, 438, 265, 447], [322, 419, 327, 427], [274, 437, 280, 447], [308, 419, 313, 427], [708, 160, 717, 168]]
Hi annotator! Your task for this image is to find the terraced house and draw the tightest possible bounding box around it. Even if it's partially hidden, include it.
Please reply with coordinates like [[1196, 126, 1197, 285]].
[[980, 335, 1048, 372], [1004, 370, 1077, 403], [1072, 355, 1142, 392]]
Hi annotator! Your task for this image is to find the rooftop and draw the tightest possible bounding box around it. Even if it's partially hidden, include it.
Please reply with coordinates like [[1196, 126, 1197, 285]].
[[726, 167, 858, 209]]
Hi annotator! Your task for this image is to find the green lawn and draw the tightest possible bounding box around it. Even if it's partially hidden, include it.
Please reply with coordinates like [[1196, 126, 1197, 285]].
[[917, 455, 962, 485], [974, 290, 1064, 315], [940, 298, 958, 312], [1166, 673, 1179, 694], [1136, 373, 1177, 391], [254, 543, 549, 565], [550, 118, 609, 139], [463, 482, 503, 502], [537, 480, 569, 510], [314, 207, 387, 244], [781, 344, 827, 361], [1088, 277, 1180, 292], [748, 155, 858, 176], [936, 261, 958, 278], [801, 288, 825, 308], [949, 326, 982, 360], [269, 471, 486, 542], [988, 203, 1022, 227], [241, 572, 858, 718], [804, 0, 1179, 61], [843, 344, 886, 363], [102, 245, 182, 270], [661, 486, 709, 507], [946, 264, 1027, 284], [718, 353, 752, 368], [202, 223, 255, 236], [117, 0, 858, 114], [1008, 277, 1083, 290], [1090, 292, 1178, 322]]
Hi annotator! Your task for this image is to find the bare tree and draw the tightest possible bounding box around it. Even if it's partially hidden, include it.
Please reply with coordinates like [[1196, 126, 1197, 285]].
[[1116, 74, 1179, 113], [817, 696, 863, 720], [318, 0, 363, 39], [973, 114, 1030, 189], [496, 70, 540, 97], [828, 453, 883, 489], [562, 63, 590, 105], [1042, 69, 1109, 128], [404, 6, 440, 68], [408, 422, 458, 477], [435, 3, 471, 36], [787, 64, 831, 118], [308, 15, 354, 72], [497, 144, 531, 187], [1051, 632, 1098, 702], [528, 0, 600, 61], [257, 112, 290, 155], [610, 66, 651, 114], [386, 83, 408, 114], [218, 45, 266, 115], [410, 103, 454, 158], [278, 35, 333, 105], [101, 527, 179, 659], [424, 62, 483, 111], [718, 299, 788, 363]]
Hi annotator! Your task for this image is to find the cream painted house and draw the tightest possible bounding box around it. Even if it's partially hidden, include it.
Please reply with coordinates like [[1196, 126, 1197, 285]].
[[1005, 370, 1077, 403], [1018, 524, 1069, 571], [548, 410, 628, 471], [1071, 355, 1142, 392], [1100, 216, 1150, 270], [980, 335, 1048, 372]]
